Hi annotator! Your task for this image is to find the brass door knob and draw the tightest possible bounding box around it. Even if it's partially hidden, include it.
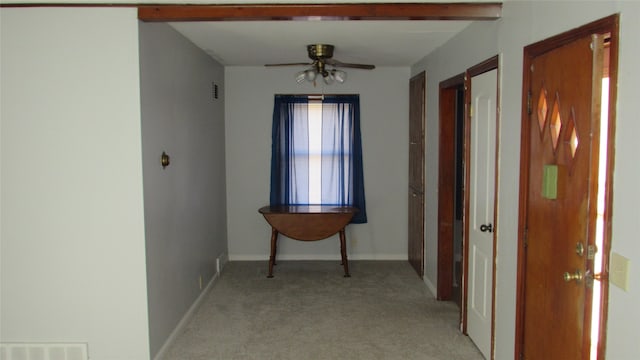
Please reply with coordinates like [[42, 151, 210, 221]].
[[563, 270, 583, 282]]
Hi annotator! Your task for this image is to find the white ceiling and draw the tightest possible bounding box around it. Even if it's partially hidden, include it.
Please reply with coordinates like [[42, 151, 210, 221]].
[[169, 20, 473, 67]]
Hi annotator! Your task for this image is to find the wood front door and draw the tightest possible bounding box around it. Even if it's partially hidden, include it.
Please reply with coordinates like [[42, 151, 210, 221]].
[[408, 71, 425, 278], [518, 32, 605, 359]]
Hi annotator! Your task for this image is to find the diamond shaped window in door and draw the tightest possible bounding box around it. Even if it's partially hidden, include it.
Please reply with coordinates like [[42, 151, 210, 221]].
[[549, 96, 562, 152], [565, 108, 579, 160], [537, 87, 548, 136]]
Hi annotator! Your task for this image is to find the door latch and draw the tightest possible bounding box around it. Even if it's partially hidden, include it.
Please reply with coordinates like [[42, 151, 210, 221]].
[[585, 269, 605, 288]]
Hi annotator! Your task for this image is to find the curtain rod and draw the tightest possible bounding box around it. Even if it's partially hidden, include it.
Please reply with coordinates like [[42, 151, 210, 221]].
[[276, 94, 359, 100]]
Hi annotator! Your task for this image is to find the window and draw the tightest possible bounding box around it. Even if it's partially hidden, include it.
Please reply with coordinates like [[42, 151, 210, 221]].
[[270, 95, 367, 223]]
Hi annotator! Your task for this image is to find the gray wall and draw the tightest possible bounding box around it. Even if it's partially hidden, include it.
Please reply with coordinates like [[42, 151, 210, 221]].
[[412, 1, 640, 358], [1, 8, 150, 359], [413, 19, 500, 295], [138, 22, 228, 358], [224, 66, 410, 261]]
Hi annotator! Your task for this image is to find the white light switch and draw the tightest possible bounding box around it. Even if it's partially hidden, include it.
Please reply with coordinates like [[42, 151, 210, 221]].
[[610, 252, 630, 291]]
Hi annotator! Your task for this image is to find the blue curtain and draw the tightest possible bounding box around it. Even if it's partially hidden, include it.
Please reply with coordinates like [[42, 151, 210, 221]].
[[270, 95, 309, 205], [270, 94, 367, 224]]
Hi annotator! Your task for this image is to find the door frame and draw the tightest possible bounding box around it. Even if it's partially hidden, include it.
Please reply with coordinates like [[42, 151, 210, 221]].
[[514, 14, 619, 360], [437, 56, 499, 358]]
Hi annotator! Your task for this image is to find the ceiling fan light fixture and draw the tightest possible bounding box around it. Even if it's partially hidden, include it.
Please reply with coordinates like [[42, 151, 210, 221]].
[[323, 72, 335, 85], [304, 68, 317, 82], [332, 69, 347, 84], [295, 70, 307, 84]]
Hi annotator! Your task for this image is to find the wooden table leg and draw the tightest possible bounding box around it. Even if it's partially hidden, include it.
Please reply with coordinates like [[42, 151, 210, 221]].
[[267, 228, 278, 278], [339, 228, 351, 277]]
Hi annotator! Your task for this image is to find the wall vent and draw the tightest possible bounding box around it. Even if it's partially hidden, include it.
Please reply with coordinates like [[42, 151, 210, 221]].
[[211, 82, 219, 100], [0, 343, 88, 360]]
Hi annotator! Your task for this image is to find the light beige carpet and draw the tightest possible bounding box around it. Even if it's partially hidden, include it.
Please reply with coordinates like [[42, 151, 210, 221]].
[[162, 261, 484, 360]]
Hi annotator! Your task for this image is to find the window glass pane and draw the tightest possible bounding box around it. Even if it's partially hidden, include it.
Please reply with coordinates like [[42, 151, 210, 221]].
[[308, 101, 322, 204]]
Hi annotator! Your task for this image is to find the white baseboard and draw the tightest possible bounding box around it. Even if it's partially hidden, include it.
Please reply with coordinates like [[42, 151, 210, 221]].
[[229, 254, 408, 261], [216, 251, 229, 273], [153, 271, 219, 360], [350, 254, 408, 260], [424, 276, 437, 297], [228, 255, 267, 261]]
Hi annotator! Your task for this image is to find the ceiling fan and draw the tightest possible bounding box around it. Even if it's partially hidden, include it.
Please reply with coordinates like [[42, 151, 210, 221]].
[[265, 44, 375, 85]]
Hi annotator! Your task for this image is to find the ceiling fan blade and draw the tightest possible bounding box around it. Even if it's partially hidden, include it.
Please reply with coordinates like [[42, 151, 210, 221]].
[[326, 59, 375, 70], [264, 62, 313, 67]]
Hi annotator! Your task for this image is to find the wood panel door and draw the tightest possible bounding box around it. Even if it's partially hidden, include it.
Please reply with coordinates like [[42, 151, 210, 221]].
[[519, 33, 604, 360], [408, 72, 425, 278]]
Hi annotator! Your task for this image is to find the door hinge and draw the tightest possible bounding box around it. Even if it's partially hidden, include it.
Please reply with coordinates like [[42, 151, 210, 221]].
[[520, 352, 525, 360], [587, 244, 598, 260], [523, 227, 528, 248], [527, 90, 533, 116]]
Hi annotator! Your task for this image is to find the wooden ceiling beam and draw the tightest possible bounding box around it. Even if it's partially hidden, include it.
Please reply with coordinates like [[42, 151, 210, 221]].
[[138, 3, 502, 22]]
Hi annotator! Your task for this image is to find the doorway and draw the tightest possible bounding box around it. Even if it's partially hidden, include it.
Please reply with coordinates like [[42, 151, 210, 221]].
[[409, 72, 426, 278], [437, 56, 499, 359], [437, 74, 465, 305], [453, 85, 466, 308], [515, 14, 618, 360]]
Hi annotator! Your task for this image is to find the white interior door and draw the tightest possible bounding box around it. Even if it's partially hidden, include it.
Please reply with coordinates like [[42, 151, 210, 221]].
[[467, 69, 497, 359]]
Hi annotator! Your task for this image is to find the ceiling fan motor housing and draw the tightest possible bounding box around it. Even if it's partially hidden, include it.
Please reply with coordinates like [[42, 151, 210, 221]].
[[308, 44, 334, 60]]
